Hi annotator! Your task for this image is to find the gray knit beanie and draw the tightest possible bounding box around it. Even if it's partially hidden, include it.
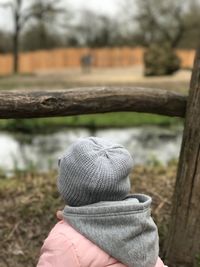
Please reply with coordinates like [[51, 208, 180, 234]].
[[57, 137, 133, 206]]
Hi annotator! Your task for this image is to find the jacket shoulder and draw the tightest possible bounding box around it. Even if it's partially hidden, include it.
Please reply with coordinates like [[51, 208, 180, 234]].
[[38, 221, 164, 267], [37, 223, 81, 267], [48, 221, 124, 267]]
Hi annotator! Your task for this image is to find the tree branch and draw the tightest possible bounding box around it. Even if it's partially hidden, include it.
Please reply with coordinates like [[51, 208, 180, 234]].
[[20, 3, 66, 28], [0, 87, 187, 119], [171, 6, 185, 48]]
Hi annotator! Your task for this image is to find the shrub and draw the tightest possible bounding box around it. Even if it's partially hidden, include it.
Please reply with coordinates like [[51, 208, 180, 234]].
[[144, 43, 181, 76]]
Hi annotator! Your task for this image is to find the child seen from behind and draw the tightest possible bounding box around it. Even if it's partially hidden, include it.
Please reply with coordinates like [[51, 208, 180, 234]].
[[37, 137, 166, 267]]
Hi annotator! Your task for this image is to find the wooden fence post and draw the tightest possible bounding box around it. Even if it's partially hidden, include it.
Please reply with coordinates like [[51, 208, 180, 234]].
[[164, 49, 200, 266]]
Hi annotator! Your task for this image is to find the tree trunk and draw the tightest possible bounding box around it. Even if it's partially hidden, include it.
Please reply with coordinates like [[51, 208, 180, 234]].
[[13, 31, 19, 74], [164, 49, 200, 267], [13, 6, 20, 74]]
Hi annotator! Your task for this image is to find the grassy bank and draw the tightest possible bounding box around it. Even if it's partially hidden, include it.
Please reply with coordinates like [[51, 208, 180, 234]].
[[0, 112, 183, 134], [0, 163, 177, 267]]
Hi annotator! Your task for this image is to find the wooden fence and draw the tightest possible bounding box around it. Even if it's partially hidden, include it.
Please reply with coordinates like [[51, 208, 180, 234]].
[[0, 49, 200, 267], [0, 47, 196, 75]]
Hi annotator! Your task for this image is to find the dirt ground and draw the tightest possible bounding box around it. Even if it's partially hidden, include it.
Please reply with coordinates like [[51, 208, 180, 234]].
[[35, 65, 191, 84], [0, 66, 191, 93]]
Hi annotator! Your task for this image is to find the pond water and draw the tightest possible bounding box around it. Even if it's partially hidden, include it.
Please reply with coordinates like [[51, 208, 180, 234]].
[[0, 125, 183, 174]]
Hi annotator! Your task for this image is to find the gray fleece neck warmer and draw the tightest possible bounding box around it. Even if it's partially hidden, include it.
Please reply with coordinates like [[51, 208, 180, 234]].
[[63, 194, 159, 267]]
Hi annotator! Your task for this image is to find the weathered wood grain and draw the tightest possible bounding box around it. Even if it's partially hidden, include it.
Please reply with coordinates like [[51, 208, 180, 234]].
[[0, 87, 187, 119], [164, 49, 200, 267]]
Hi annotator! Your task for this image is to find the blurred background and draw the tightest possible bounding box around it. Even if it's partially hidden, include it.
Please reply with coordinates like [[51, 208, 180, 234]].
[[0, 0, 199, 266]]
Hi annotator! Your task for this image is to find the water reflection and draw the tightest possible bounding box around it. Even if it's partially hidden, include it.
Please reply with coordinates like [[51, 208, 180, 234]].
[[0, 126, 183, 174]]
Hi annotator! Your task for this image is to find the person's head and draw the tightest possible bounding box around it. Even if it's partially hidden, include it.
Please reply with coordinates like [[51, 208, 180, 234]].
[[57, 137, 134, 206]]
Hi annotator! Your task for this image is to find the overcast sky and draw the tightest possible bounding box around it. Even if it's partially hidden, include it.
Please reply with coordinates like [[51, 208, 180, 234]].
[[0, 0, 123, 32], [67, 0, 121, 15]]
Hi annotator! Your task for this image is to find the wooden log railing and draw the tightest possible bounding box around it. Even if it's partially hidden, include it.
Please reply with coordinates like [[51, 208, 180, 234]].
[[0, 87, 187, 119]]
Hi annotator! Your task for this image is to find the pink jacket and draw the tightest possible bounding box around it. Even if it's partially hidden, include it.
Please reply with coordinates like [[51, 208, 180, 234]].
[[37, 220, 165, 267]]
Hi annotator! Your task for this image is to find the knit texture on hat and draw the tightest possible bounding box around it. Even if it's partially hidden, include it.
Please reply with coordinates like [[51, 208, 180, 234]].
[[57, 137, 133, 206]]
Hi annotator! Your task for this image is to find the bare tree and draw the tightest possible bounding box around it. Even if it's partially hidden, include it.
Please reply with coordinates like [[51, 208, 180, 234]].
[[0, 31, 12, 53], [69, 10, 120, 47], [179, 0, 200, 48], [122, 0, 186, 48], [0, 0, 65, 73]]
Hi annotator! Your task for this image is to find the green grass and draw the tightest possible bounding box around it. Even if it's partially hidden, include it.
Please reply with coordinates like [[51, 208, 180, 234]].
[[0, 112, 184, 134]]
